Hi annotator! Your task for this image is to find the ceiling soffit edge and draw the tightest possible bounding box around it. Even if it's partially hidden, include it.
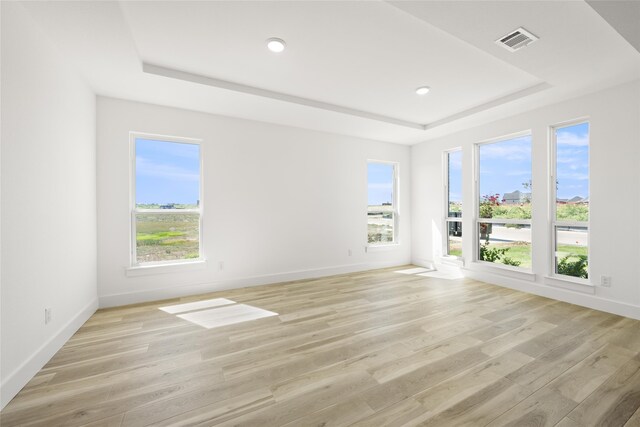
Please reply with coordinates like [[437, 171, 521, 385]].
[[142, 63, 551, 133]]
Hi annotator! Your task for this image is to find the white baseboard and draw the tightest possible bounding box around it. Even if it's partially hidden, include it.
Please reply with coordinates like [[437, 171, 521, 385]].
[[99, 260, 410, 308], [0, 297, 98, 410], [464, 269, 640, 321]]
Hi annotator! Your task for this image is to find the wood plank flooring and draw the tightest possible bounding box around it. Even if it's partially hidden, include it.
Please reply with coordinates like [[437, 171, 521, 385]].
[[2, 266, 640, 426]]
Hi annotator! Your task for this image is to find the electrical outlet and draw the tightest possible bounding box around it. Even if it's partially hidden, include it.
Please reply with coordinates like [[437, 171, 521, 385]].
[[45, 308, 52, 324], [348, 249, 352, 257], [218, 261, 224, 271], [600, 275, 612, 287]]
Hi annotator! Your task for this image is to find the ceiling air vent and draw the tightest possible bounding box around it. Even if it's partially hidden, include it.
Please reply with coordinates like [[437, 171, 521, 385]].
[[496, 27, 539, 52]]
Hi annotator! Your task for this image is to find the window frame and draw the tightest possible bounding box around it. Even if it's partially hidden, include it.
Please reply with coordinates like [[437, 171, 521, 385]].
[[443, 148, 463, 259], [367, 160, 399, 246], [549, 118, 590, 284], [473, 131, 533, 272], [129, 131, 204, 268]]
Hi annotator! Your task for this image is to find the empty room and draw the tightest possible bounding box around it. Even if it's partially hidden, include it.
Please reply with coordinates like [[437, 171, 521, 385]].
[[2, 0, 640, 425]]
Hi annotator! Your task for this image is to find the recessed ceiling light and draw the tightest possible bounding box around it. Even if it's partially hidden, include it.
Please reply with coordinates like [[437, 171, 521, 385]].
[[266, 38, 286, 53], [415, 86, 430, 95]]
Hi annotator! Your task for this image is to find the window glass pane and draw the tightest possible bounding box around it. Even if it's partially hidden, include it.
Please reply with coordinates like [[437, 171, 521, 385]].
[[135, 138, 200, 209], [555, 225, 588, 279], [368, 162, 395, 244], [478, 136, 532, 220], [136, 213, 200, 264], [555, 123, 589, 221], [368, 212, 394, 244], [448, 151, 462, 217], [447, 221, 462, 257], [478, 222, 531, 269], [368, 162, 394, 209]]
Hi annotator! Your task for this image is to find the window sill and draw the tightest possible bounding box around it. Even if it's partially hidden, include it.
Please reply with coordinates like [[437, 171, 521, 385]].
[[126, 260, 207, 277], [366, 243, 400, 252], [466, 261, 536, 282], [544, 275, 595, 294]]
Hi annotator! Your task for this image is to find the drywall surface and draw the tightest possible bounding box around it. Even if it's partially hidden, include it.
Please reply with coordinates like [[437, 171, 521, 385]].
[[97, 97, 411, 306], [412, 80, 640, 318], [1, 2, 97, 409]]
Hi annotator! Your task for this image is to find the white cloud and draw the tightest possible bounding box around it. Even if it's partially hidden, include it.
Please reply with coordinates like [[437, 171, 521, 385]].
[[557, 131, 588, 147], [479, 168, 493, 175], [136, 157, 199, 181], [558, 171, 588, 180], [480, 142, 530, 161], [557, 148, 588, 166], [448, 153, 462, 170]]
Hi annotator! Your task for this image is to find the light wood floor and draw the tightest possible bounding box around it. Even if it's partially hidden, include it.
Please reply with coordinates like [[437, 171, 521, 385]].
[[3, 266, 640, 426]]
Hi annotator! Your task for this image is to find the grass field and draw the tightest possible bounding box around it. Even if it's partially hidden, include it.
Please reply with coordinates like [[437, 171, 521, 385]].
[[480, 241, 587, 270], [136, 213, 199, 263]]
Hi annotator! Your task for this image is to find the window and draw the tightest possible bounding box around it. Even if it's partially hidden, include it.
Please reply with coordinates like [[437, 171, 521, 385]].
[[367, 161, 398, 245], [551, 121, 589, 280], [476, 133, 532, 269], [131, 134, 202, 266], [444, 150, 462, 257]]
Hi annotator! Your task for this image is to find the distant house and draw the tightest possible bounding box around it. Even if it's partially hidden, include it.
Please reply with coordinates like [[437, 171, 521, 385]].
[[567, 196, 589, 204], [557, 196, 588, 205], [502, 190, 531, 204]]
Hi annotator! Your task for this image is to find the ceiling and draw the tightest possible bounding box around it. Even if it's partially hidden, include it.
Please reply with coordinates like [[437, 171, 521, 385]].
[[19, 1, 640, 145]]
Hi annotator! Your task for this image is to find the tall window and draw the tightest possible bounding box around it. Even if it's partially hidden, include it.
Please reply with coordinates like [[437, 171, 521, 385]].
[[131, 134, 202, 266], [552, 121, 589, 280], [476, 134, 532, 269], [445, 150, 462, 257], [367, 161, 398, 245]]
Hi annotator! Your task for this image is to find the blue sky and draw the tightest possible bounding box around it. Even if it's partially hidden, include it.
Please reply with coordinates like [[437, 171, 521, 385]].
[[136, 138, 200, 205], [556, 122, 589, 200], [477, 124, 588, 201], [448, 150, 462, 204], [368, 162, 394, 205], [479, 135, 532, 200]]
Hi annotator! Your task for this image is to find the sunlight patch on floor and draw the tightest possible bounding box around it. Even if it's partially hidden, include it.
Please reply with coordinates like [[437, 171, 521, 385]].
[[159, 298, 236, 314], [177, 304, 278, 329], [417, 270, 464, 280], [394, 267, 435, 275]]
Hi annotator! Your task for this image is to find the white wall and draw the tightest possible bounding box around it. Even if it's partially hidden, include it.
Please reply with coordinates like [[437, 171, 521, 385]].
[[0, 2, 98, 409], [412, 80, 640, 319], [97, 97, 411, 307]]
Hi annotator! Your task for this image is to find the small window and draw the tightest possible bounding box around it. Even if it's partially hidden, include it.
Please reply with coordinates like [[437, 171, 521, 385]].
[[476, 133, 532, 269], [445, 150, 463, 257], [552, 121, 589, 280], [131, 134, 202, 266], [367, 161, 398, 245]]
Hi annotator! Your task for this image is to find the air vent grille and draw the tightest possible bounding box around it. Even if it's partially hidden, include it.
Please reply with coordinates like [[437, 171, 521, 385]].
[[496, 27, 539, 52]]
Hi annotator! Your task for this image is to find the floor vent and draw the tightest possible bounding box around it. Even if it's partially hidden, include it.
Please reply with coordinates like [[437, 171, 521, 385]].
[[496, 27, 539, 52]]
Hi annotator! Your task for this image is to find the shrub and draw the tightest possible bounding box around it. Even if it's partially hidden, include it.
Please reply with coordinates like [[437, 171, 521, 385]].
[[479, 194, 501, 218], [502, 257, 521, 267], [479, 241, 508, 262], [479, 241, 521, 267], [557, 255, 588, 279], [556, 204, 588, 222]]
